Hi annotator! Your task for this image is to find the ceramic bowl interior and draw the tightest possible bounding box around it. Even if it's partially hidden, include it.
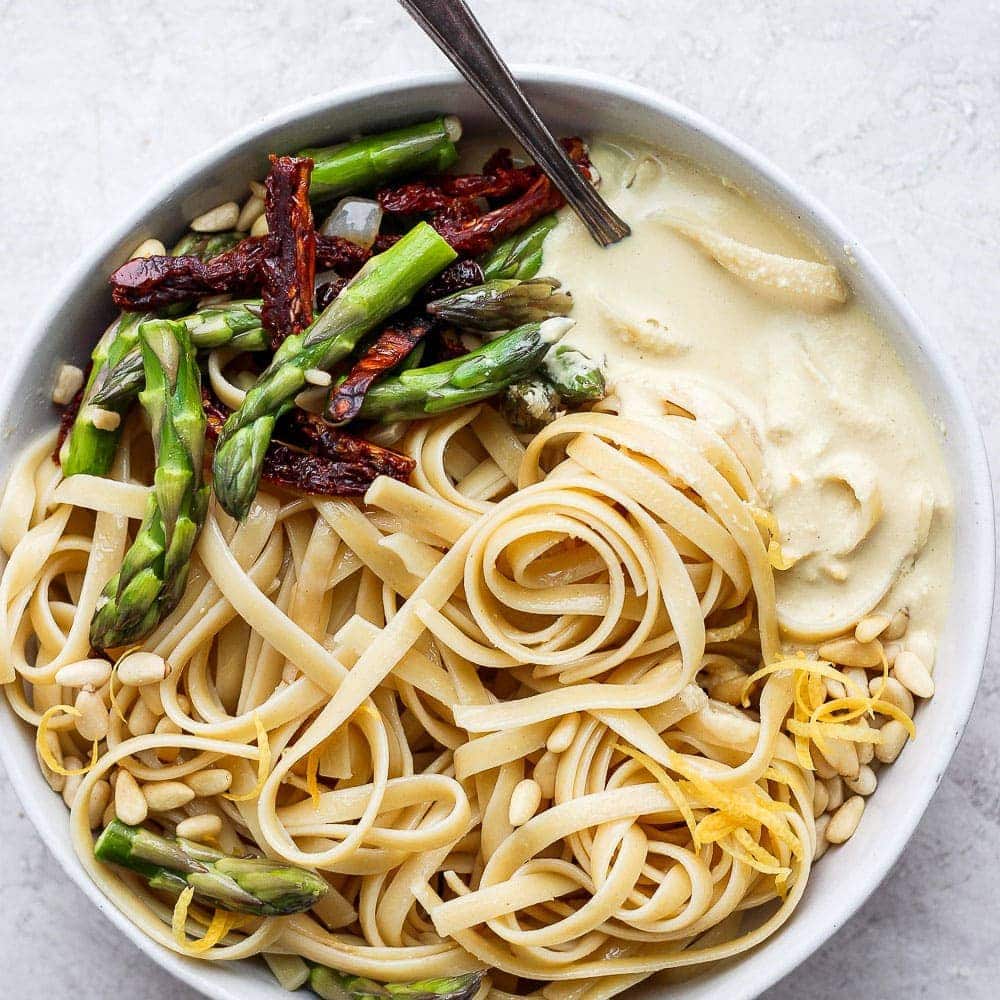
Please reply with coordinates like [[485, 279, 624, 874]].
[[0, 69, 992, 1000]]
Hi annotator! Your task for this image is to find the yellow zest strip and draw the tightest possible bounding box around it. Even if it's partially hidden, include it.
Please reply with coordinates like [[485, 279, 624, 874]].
[[788, 718, 882, 745], [615, 743, 700, 847], [171, 887, 243, 954], [108, 644, 144, 724], [225, 714, 271, 802], [306, 746, 322, 809], [36, 705, 98, 776], [748, 506, 797, 571]]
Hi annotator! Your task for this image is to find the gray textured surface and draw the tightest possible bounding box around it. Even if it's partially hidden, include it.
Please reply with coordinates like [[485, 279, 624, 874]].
[[1, 1, 997, 997]]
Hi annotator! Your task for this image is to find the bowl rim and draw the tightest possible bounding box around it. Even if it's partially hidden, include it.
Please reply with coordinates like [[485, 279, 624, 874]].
[[1, 65, 994, 1000]]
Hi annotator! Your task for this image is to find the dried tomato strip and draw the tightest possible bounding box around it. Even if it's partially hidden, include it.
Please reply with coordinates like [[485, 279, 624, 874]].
[[325, 315, 434, 425], [260, 155, 316, 348], [203, 389, 413, 496]]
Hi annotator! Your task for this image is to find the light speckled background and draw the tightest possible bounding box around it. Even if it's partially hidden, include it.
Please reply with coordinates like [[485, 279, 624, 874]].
[[1, 1, 998, 997]]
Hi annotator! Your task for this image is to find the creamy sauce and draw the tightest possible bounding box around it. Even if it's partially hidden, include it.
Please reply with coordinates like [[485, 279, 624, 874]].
[[543, 138, 954, 651]]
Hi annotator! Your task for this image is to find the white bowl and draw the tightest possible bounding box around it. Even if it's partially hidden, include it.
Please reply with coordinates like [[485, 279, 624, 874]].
[[0, 69, 993, 1000]]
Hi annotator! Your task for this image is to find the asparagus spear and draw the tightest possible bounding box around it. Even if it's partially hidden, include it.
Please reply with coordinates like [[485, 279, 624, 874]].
[[358, 318, 574, 423], [212, 223, 456, 520], [90, 320, 209, 648], [94, 820, 328, 917], [309, 966, 483, 1000], [479, 214, 558, 280], [500, 376, 564, 433], [92, 301, 267, 406], [542, 343, 606, 403], [426, 277, 572, 332], [61, 234, 243, 478], [300, 116, 462, 201]]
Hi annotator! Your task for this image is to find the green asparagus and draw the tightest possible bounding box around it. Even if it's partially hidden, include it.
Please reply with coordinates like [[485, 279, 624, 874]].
[[426, 277, 572, 332], [212, 222, 456, 520], [479, 214, 558, 280], [500, 377, 564, 433], [309, 966, 483, 1000], [300, 116, 462, 200], [171, 230, 244, 258], [542, 343, 606, 403], [92, 301, 267, 407], [94, 820, 328, 917], [90, 320, 209, 648], [358, 317, 574, 423]]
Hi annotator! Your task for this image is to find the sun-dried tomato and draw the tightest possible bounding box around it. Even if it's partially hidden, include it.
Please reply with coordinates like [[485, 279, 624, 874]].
[[202, 389, 413, 496], [260, 156, 316, 348], [422, 259, 484, 300], [325, 315, 434, 425], [315, 276, 347, 311]]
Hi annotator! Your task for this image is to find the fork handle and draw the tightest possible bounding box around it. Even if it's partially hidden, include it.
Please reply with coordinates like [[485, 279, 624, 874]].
[[398, 0, 631, 246]]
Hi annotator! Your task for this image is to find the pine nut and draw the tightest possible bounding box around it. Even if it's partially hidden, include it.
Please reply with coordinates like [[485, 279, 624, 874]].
[[893, 651, 934, 699], [857, 732, 875, 765], [814, 814, 832, 859], [845, 667, 869, 693], [825, 678, 847, 700], [882, 641, 902, 666], [117, 650, 169, 687], [75, 688, 109, 742], [855, 614, 890, 644], [191, 201, 239, 233], [139, 682, 165, 716], [130, 237, 167, 259], [142, 780, 196, 812], [176, 813, 223, 843], [304, 368, 332, 387], [51, 363, 86, 406], [508, 778, 542, 827], [249, 180, 266, 199], [875, 720, 909, 764], [846, 764, 877, 796], [883, 607, 909, 641], [127, 696, 158, 737], [818, 637, 883, 668], [823, 738, 859, 781], [88, 406, 121, 432], [155, 715, 182, 762], [236, 194, 265, 232], [813, 749, 838, 780], [115, 770, 148, 826], [905, 631, 935, 672], [55, 658, 112, 689], [533, 751, 558, 800], [61, 758, 83, 808], [825, 775, 844, 812], [870, 675, 914, 717], [547, 713, 581, 754], [812, 780, 829, 818], [102, 801, 117, 827], [185, 768, 233, 797], [88, 780, 112, 829], [826, 795, 865, 843], [251, 213, 269, 237]]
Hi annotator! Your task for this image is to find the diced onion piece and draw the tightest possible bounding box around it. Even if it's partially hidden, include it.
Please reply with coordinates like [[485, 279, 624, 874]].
[[320, 197, 383, 248]]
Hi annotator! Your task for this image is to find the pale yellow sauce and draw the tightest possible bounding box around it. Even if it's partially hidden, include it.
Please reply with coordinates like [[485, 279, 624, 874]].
[[543, 138, 953, 652]]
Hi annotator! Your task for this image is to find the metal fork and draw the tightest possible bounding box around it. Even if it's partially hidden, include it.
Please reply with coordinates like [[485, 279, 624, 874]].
[[398, 0, 631, 247]]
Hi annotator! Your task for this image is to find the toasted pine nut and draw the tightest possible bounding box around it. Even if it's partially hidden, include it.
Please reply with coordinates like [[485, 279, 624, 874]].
[[102, 801, 117, 827], [547, 712, 581, 755], [812, 779, 829, 818], [51, 364, 86, 406], [139, 682, 165, 716], [88, 780, 112, 829], [855, 614, 890, 644], [127, 696, 158, 737], [533, 751, 558, 800], [508, 778, 542, 827], [875, 720, 909, 764], [176, 813, 223, 843], [130, 237, 167, 260], [905, 631, 935, 671], [825, 678, 846, 701], [813, 748, 838, 780], [88, 406, 122, 432], [155, 715, 183, 762], [870, 675, 914, 717], [251, 213, 269, 237], [117, 650, 169, 687], [236, 194, 265, 232], [55, 658, 112, 689], [75, 688, 109, 742], [846, 764, 877, 796], [115, 770, 148, 826], [825, 776, 844, 812], [826, 795, 865, 843], [143, 780, 196, 812], [191, 201, 239, 233], [893, 651, 935, 699], [304, 368, 332, 387], [185, 768, 233, 797], [882, 641, 902, 666], [249, 180, 266, 199], [814, 814, 832, 859], [818, 637, 883, 668], [61, 758, 83, 808], [884, 608, 909, 641], [857, 732, 875, 765], [823, 738, 859, 781]]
